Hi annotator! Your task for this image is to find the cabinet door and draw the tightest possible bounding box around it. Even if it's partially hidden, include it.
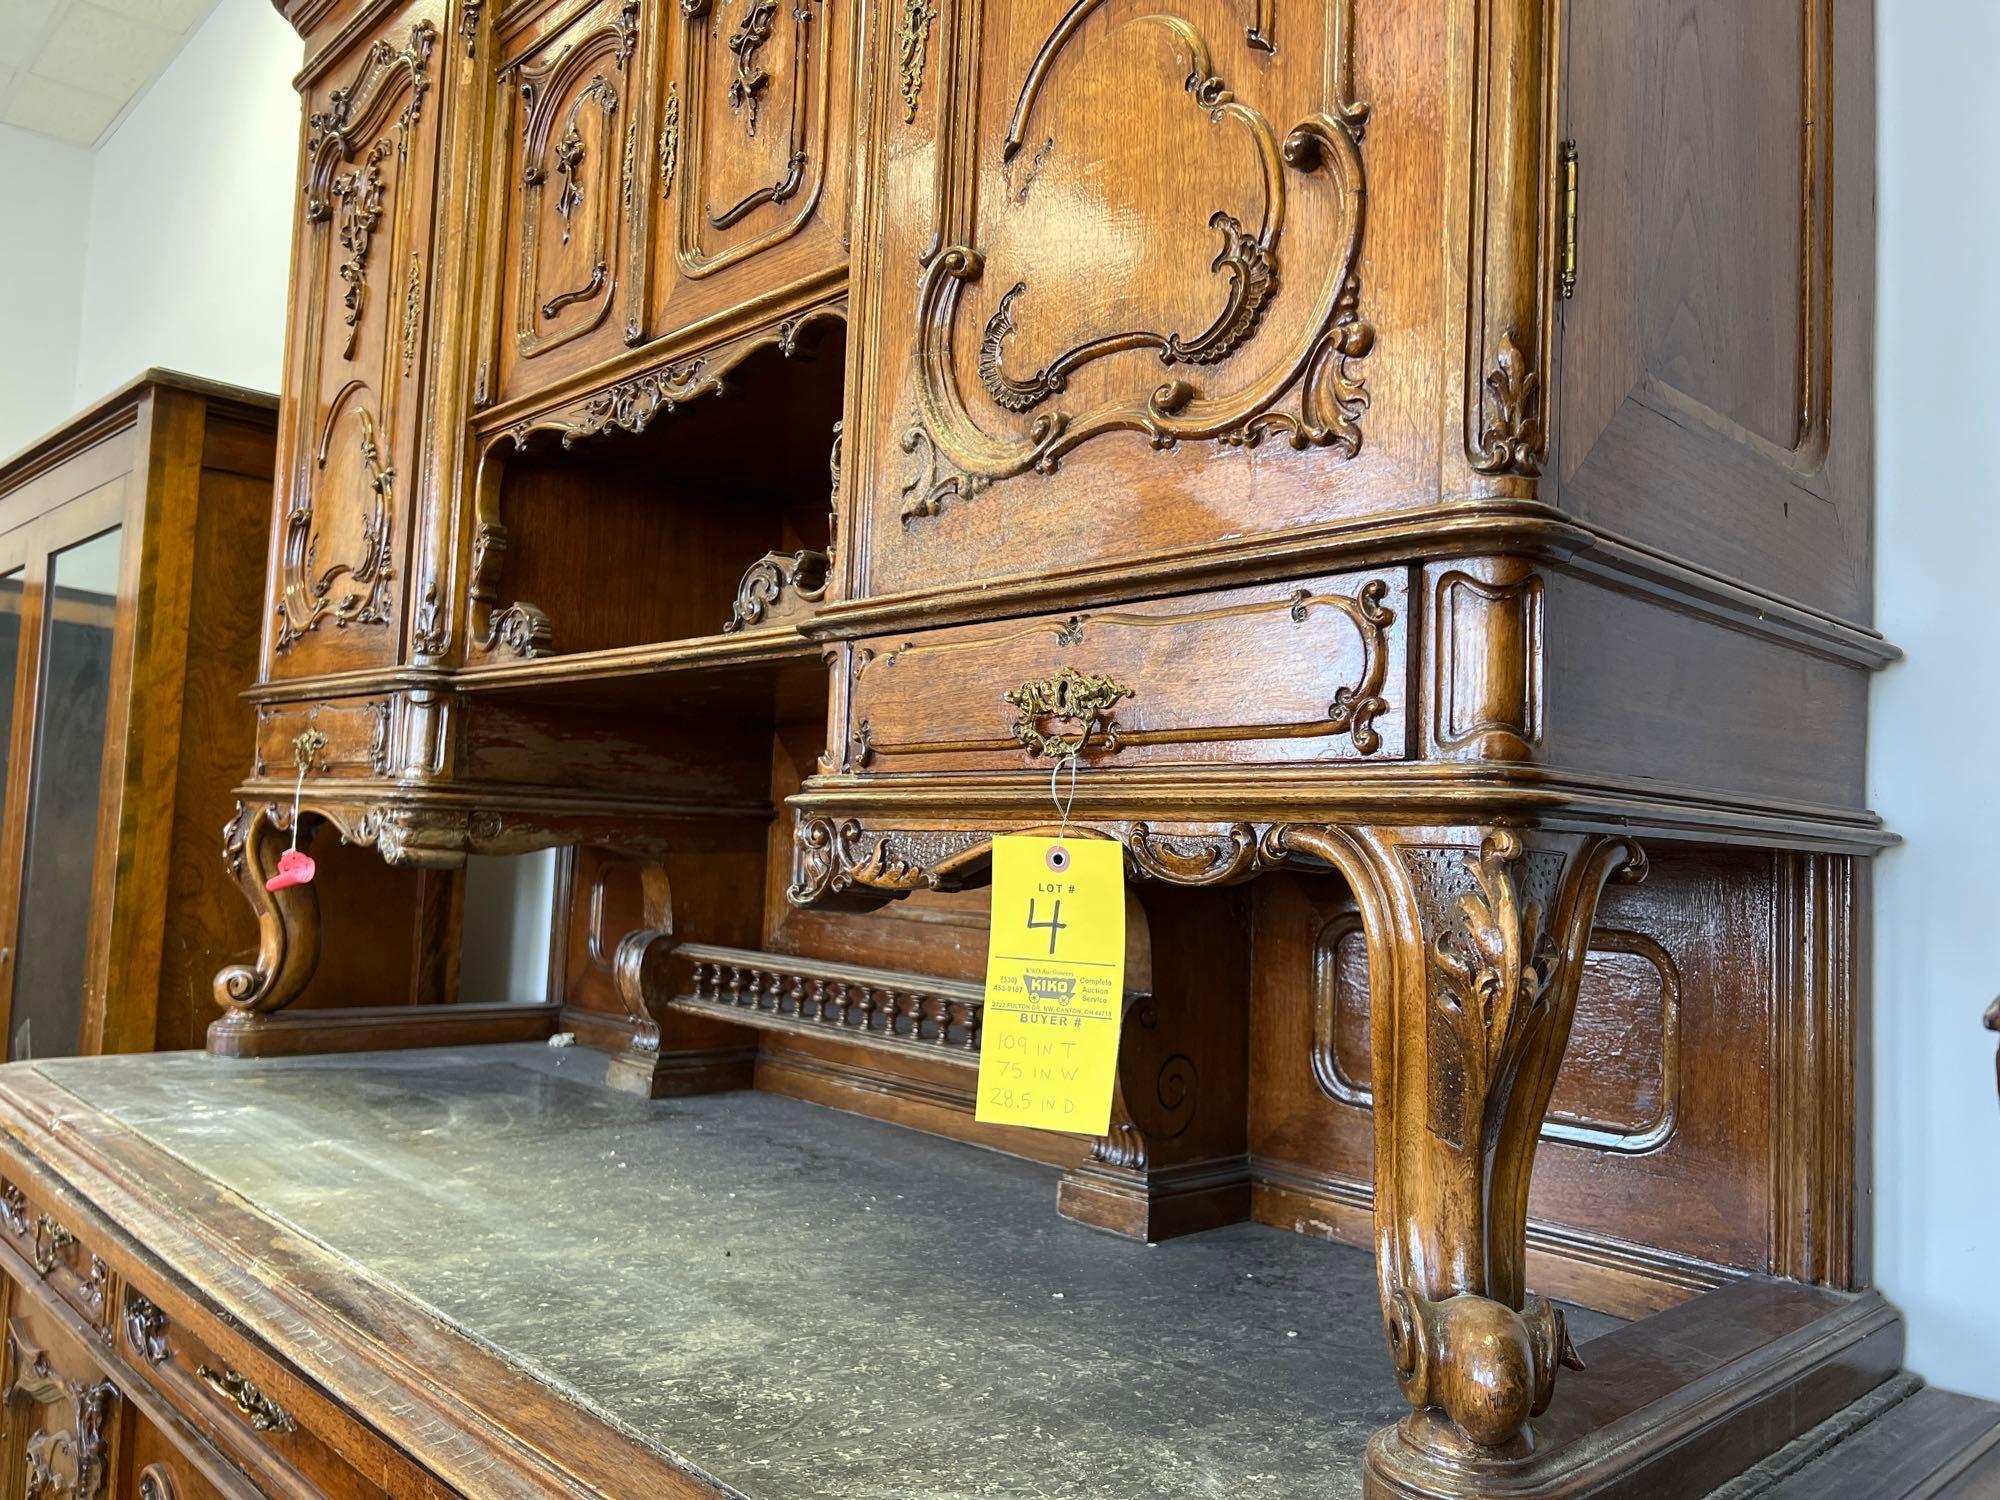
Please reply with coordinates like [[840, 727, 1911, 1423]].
[[648, 0, 851, 331], [488, 0, 648, 404], [844, 0, 1407, 600], [267, 2, 447, 680]]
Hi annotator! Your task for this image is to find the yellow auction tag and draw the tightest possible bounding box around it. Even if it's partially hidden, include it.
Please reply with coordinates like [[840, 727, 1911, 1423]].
[[975, 835, 1125, 1135]]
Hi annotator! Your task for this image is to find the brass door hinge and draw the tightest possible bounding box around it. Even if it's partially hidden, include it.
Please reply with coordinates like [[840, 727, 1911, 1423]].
[[1559, 140, 1579, 299]]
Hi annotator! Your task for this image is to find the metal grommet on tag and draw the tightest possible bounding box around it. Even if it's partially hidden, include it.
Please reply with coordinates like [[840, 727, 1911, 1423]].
[[1045, 844, 1070, 873]]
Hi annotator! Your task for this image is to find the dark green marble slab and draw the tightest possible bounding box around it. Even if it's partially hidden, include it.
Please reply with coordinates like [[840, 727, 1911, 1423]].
[[35, 1045, 1619, 1500]]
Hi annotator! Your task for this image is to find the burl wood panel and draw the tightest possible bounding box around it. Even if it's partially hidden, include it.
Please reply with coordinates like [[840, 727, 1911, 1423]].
[[1250, 847, 1798, 1315], [1556, 0, 1875, 623]]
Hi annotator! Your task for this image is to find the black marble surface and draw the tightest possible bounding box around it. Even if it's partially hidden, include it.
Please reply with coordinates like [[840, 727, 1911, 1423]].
[[37, 1045, 1620, 1500]]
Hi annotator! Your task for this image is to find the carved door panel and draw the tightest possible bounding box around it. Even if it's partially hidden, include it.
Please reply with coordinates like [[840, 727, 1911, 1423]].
[[488, 0, 648, 404], [647, 0, 851, 336], [844, 0, 1426, 601], [266, 2, 447, 680], [0, 1302, 121, 1499]]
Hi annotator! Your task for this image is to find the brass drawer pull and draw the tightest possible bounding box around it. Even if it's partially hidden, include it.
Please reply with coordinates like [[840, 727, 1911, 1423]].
[[1005, 667, 1133, 759], [31, 1213, 74, 1276], [196, 1364, 297, 1433]]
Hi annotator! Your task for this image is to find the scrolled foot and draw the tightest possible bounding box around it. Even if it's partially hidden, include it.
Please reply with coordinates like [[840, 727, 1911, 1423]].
[[1389, 1290, 1582, 1450]]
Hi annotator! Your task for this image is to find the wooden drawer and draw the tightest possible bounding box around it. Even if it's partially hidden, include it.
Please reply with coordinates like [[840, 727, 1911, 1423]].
[[843, 569, 1409, 772], [0, 1180, 110, 1334], [118, 1282, 391, 1499], [254, 698, 396, 781]]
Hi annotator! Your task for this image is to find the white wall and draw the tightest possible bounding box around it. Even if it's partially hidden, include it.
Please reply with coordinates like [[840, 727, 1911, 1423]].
[[1870, 0, 2000, 1404], [70, 0, 299, 405], [0, 124, 90, 456]]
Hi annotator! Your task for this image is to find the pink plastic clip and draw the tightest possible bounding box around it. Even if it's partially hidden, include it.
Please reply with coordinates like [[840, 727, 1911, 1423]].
[[264, 848, 316, 892]]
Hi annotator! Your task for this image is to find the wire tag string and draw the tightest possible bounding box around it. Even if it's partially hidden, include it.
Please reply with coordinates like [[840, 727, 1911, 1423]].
[[1046, 751, 1079, 871]]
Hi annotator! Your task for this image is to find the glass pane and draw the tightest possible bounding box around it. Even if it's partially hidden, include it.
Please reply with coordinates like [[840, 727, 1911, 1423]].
[[13, 529, 122, 1059]]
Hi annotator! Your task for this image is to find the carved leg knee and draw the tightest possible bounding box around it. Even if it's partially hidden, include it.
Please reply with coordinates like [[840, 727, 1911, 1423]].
[[1269, 823, 1644, 1468]]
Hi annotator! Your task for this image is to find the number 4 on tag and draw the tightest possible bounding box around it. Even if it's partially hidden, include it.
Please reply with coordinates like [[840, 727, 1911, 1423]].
[[976, 836, 1126, 1135]]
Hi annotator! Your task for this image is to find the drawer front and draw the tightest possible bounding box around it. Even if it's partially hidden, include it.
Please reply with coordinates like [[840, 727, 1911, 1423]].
[[119, 1284, 390, 1499], [845, 570, 1409, 772], [254, 698, 395, 781], [0, 1181, 110, 1333]]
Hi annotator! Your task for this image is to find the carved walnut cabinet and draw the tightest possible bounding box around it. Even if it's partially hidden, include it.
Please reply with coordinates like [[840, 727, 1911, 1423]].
[[200, 0, 1894, 1492]]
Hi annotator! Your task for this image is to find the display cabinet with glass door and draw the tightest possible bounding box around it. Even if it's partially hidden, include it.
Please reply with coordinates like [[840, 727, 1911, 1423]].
[[0, 373, 278, 1057]]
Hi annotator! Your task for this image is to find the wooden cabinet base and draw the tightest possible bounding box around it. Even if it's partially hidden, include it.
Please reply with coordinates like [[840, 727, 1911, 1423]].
[[205, 1002, 561, 1058], [1365, 1283, 1902, 1498]]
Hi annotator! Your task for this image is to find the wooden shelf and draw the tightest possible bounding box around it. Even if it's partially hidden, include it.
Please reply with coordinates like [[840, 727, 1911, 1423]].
[[450, 626, 824, 715]]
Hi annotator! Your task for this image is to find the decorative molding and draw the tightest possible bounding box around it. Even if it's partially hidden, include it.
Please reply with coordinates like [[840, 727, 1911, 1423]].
[[1434, 569, 1542, 755], [786, 817, 989, 906], [896, 0, 935, 123], [75, 1256, 106, 1320], [459, 0, 480, 55], [196, 1365, 297, 1434], [723, 549, 829, 632], [137, 1466, 181, 1500], [400, 253, 423, 376], [511, 357, 715, 448], [1472, 327, 1543, 477], [658, 81, 680, 198]]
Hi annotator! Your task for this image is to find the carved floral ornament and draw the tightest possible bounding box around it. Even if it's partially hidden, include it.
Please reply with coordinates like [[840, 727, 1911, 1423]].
[[899, 0, 1372, 521]]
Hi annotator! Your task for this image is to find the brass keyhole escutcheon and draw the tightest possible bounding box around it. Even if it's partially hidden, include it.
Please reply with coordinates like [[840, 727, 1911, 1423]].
[[1005, 667, 1133, 759]]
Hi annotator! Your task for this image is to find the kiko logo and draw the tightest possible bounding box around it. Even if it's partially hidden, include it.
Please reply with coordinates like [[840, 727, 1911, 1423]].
[[1022, 971, 1078, 1004]]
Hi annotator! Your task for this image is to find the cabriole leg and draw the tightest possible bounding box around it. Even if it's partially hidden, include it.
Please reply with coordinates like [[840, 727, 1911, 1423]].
[[1269, 824, 1645, 1487], [211, 801, 324, 1027]]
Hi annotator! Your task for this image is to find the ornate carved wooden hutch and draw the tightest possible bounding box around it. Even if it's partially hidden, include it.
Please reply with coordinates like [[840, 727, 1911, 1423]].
[[77, 0, 1908, 1493]]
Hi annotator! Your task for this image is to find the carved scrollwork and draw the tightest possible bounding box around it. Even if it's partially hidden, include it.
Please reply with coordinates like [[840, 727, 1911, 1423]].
[[277, 384, 396, 649], [723, 549, 830, 632], [511, 357, 719, 450], [1127, 822, 1265, 886], [658, 81, 681, 197], [1005, 667, 1134, 758], [898, 420, 987, 522], [906, 6, 1371, 504], [516, 20, 628, 356], [0, 1183, 28, 1236], [725, 0, 780, 134], [786, 817, 990, 906], [897, 0, 936, 122], [482, 602, 553, 658], [1472, 328, 1543, 477]]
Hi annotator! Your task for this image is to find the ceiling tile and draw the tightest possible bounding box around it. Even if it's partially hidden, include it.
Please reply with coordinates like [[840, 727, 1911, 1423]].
[[31, 1, 181, 98], [0, 0, 63, 69], [90, 0, 211, 36], [2, 70, 122, 143]]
